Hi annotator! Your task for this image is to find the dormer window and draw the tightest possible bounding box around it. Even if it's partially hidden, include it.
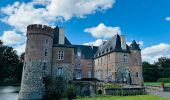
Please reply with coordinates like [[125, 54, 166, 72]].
[[110, 47, 112, 51], [106, 48, 109, 52]]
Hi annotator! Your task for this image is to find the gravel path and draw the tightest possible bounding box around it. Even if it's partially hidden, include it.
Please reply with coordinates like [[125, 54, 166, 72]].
[[146, 89, 170, 98]]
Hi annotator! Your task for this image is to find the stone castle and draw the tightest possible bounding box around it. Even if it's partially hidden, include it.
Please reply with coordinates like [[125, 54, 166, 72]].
[[19, 24, 143, 100]]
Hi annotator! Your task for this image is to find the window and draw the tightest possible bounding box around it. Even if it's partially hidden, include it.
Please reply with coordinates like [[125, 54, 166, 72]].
[[124, 54, 128, 63], [88, 71, 91, 78], [43, 62, 47, 70], [44, 48, 48, 56], [58, 50, 64, 60], [136, 72, 139, 77], [101, 58, 102, 65], [45, 39, 48, 44], [57, 67, 63, 76]]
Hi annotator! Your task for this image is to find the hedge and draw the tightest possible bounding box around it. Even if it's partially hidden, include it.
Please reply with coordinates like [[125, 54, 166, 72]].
[[157, 78, 170, 83]]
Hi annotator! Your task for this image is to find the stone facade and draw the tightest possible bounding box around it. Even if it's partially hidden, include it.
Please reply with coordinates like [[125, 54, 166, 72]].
[[19, 24, 143, 100], [94, 35, 143, 85]]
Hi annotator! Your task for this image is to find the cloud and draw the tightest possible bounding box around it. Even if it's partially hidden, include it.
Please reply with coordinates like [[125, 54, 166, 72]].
[[142, 43, 170, 64], [14, 43, 26, 55], [0, 0, 115, 54], [47, 0, 115, 20], [165, 17, 170, 21], [1, 0, 115, 33], [0, 30, 25, 45], [83, 39, 104, 46], [84, 23, 121, 38]]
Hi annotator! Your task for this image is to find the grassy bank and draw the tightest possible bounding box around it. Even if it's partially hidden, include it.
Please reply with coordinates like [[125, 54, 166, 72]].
[[76, 95, 170, 100], [144, 82, 170, 87]]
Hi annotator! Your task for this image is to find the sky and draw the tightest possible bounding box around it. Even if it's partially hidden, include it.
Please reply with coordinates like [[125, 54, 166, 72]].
[[0, 0, 170, 63]]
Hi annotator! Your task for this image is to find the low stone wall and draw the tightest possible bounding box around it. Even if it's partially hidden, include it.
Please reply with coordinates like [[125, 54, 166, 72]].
[[105, 87, 145, 96], [163, 87, 170, 92]]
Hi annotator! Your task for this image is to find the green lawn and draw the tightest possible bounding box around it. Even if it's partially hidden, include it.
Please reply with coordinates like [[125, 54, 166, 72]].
[[144, 82, 170, 87], [76, 95, 170, 100]]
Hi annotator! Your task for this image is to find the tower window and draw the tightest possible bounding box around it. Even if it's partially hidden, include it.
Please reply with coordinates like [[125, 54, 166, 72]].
[[136, 72, 139, 77], [58, 50, 64, 60], [57, 67, 63, 76], [124, 54, 128, 63], [45, 39, 48, 44], [43, 62, 47, 70], [44, 48, 48, 56]]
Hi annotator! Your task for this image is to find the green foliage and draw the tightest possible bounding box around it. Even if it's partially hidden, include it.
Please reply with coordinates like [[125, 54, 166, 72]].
[[64, 84, 76, 100], [0, 44, 23, 83], [43, 76, 65, 100], [142, 57, 170, 82], [77, 95, 170, 100], [157, 78, 170, 83], [144, 82, 170, 87], [104, 83, 122, 89]]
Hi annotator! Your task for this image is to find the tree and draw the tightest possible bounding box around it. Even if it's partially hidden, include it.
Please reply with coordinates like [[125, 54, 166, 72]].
[[43, 76, 65, 100], [0, 41, 23, 83], [142, 62, 160, 82], [156, 57, 170, 78]]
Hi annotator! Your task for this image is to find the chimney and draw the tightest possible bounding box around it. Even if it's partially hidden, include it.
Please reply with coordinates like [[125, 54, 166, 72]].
[[58, 27, 65, 44], [120, 35, 127, 50]]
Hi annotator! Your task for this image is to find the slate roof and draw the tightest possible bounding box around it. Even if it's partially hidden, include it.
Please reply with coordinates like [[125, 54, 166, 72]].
[[53, 26, 71, 45], [73, 45, 98, 59], [94, 34, 131, 58], [130, 40, 141, 50]]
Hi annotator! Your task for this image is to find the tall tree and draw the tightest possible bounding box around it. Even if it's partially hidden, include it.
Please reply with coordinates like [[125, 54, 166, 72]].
[[142, 62, 160, 82], [0, 41, 23, 82]]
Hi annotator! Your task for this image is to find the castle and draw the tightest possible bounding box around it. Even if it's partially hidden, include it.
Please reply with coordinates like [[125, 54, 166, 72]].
[[19, 24, 143, 100]]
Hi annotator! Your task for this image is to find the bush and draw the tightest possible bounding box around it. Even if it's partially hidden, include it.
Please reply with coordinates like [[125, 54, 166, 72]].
[[157, 78, 170, 83], [104, 83, 122, 89], [64, 84, 76, 100]]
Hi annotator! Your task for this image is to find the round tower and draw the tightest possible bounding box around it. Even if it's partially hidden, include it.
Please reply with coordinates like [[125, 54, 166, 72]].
[[19, 24, 54, 100]]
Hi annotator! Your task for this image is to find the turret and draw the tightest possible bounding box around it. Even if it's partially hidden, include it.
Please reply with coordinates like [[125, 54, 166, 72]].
[[19, 24, 54, 100], [130, 40, 143, 85]]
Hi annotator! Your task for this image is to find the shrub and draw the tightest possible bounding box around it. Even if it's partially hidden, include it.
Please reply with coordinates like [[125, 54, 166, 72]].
[[43, 91, 62, 100], [64, 84, 76, 100], [104, 83, 122, 89], [157, 78, 170, 83]]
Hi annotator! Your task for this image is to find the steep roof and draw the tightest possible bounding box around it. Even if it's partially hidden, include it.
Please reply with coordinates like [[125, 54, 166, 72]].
[[94, 34, 130, 58], [53, 26, 71, 45], [73, 45, 98, 59], [130, 40, 141, 50]]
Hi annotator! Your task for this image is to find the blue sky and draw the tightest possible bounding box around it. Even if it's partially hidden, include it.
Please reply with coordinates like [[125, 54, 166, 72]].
[[0, 0, 170, 63]]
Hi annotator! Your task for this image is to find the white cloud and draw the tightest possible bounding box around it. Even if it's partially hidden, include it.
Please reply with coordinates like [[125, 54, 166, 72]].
[[84, 23, 121, 38], [0, 30, 25, 45], [0, 0, 115, 54], [47, 0, 115, 20], [142, 43, 170, 64], [1, 0, 115, 33], [165, 17, 170, 21], [83, 39, 104, 46], [14, 43, 26, 55]]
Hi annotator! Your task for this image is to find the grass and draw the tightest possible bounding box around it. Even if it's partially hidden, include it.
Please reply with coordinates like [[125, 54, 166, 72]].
[[76, 95, 170, 100], [144, 82, 170, 87]]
